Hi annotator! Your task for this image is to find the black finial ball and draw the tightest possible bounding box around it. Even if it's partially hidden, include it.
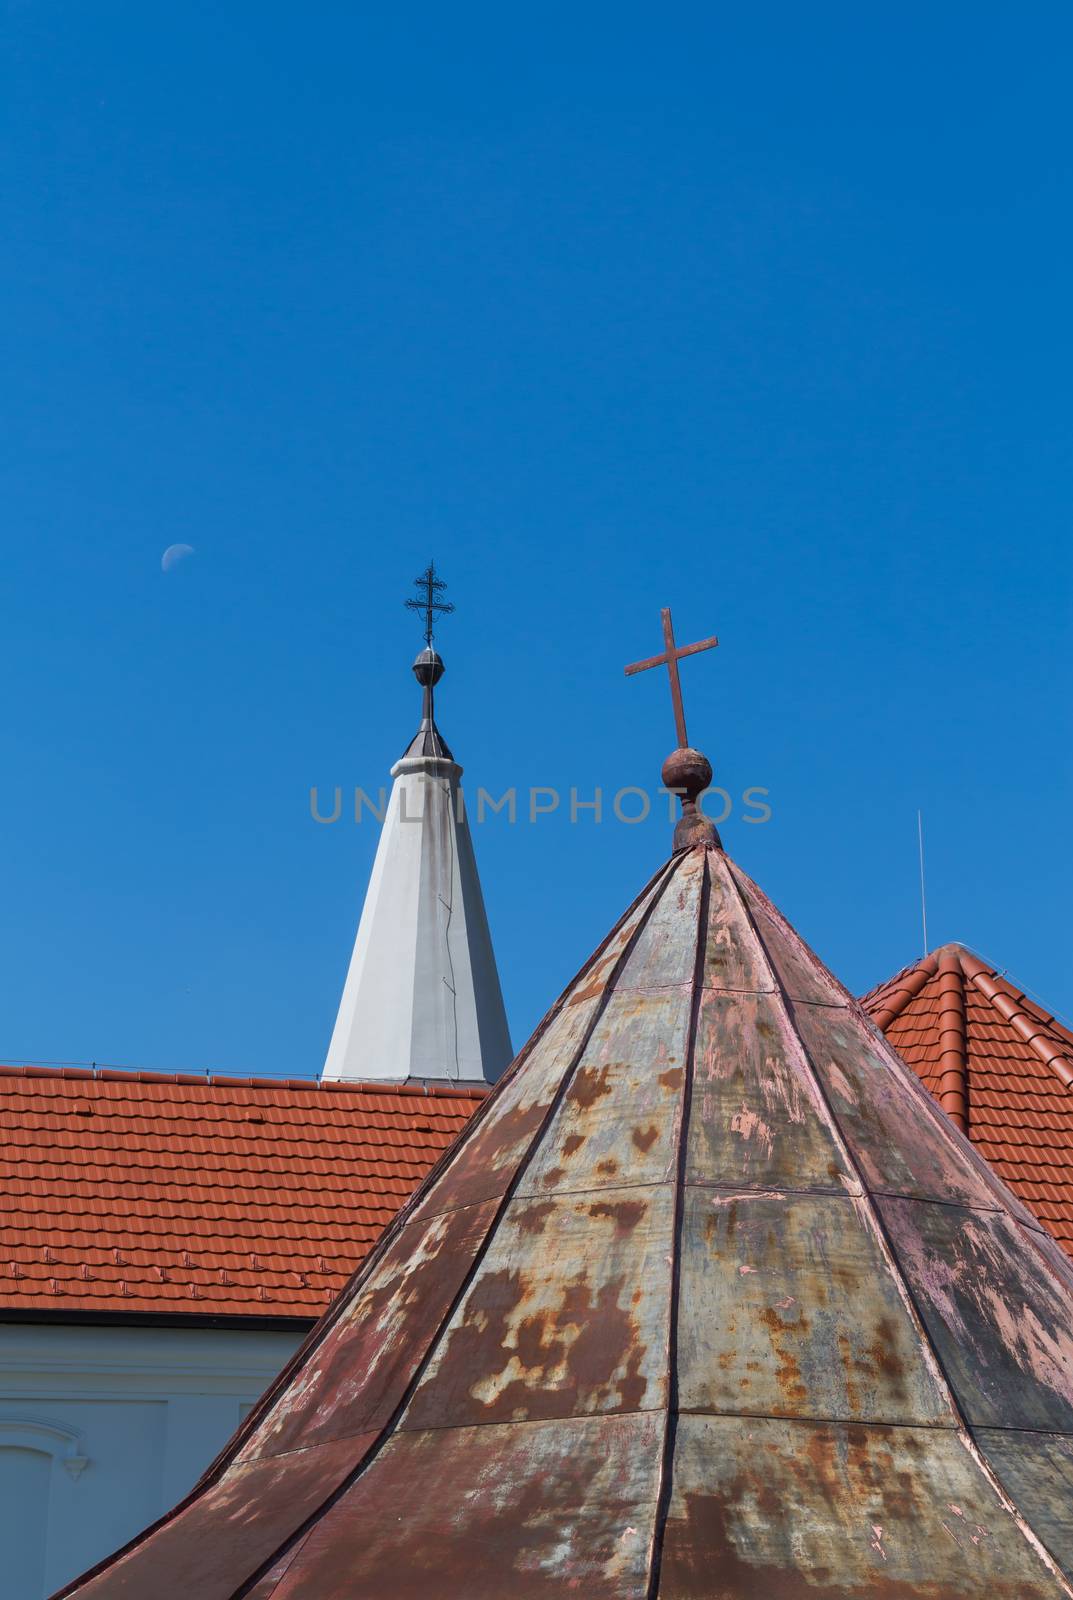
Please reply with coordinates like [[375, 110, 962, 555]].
[[661, 746, 712, 802], [412, 647, 445, 687]]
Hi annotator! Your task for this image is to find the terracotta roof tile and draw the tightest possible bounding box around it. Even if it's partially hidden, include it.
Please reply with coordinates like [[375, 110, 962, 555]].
[[863, 944, 1073, 1257], [0, 1067, 485, 1318]]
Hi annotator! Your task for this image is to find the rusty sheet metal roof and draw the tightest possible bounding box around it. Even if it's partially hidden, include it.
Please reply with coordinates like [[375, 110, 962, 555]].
[[59, 846, 1073, 1598], [0, 1067, 484, 1318], [864, 944, 1073, 1260]]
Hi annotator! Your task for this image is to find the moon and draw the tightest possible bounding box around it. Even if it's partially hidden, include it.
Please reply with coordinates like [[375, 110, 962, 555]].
[[161, 543, 195, 573]]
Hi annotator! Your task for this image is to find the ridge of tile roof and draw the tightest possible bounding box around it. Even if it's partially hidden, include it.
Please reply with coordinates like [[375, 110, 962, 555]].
[[0, 1068, 487, 1319], [863, 943, 1073, 1255], [0, 1063, 489, 1095]]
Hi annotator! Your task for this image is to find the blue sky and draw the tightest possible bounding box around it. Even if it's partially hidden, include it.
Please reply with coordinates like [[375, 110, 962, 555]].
[[2, 4, 1070, 1075]]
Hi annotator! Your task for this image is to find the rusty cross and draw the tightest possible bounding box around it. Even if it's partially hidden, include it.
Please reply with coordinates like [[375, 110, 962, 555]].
[[624, 608, 718, 749]]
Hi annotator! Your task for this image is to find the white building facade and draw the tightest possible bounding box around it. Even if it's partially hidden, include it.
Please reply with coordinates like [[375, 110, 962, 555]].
[[0, 1322, 302, 1599]]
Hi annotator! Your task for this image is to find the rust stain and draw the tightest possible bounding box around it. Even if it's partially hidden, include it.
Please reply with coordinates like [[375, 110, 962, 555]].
[[588, 1198, 648, 1236], [401, 1185, 671, 1436], [758, 1304, 808, 1407], [870, 1317, 909, 1393], [515, 1201, 556, 1236], [409, 1267, 650, 1423], [632, 1124, 659, 1152], [571, 1063, 615, 1110]]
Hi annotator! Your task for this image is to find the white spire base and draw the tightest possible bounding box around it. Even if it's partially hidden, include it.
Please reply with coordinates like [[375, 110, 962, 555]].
[[322, 755, 513, 1086]]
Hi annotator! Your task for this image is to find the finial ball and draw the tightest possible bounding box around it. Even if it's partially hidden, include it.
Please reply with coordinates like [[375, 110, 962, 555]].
[[661, 746, 712, 802], [412, 647, 445, 688]]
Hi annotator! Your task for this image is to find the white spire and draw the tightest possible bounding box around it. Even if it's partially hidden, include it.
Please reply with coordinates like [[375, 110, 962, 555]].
[[322, 643, 513, 1086]]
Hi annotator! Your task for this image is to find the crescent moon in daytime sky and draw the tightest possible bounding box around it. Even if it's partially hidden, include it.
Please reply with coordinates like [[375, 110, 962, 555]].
[[161, 543, 195, 573]]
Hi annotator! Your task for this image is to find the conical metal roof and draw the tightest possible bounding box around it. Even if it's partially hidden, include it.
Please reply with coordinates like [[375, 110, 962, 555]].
[[63, 843, 1073, 1599]]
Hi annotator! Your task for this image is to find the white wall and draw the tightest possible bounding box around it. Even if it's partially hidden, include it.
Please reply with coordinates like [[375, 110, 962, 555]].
[[0, 1321, 303, 1599]]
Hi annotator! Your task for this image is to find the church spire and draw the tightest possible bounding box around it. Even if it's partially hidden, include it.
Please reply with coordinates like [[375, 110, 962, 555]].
[[321, 570, 512, 1086]]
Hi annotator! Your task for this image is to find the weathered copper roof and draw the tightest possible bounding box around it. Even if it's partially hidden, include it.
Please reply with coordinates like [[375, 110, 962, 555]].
[[61, 845, 1073, 1598], [863, 943, 1073, 1259]]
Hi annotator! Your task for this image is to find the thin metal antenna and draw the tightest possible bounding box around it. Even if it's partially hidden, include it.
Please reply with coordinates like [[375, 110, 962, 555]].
[[917, 809, 929, 956]]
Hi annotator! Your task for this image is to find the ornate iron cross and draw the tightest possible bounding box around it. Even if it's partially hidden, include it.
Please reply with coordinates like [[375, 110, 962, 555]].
[[624, 607, 718, 749], [405, 562, 454, 647]]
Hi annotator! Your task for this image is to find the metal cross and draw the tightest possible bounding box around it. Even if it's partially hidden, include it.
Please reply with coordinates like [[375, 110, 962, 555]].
[[624, 607, 719, 749], [405, 561, 454, 647]]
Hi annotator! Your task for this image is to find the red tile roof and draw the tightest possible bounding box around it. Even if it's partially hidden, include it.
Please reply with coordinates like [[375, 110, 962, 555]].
[[0, 1067, 485, 1319], [862, 943, 1073, 1256]]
